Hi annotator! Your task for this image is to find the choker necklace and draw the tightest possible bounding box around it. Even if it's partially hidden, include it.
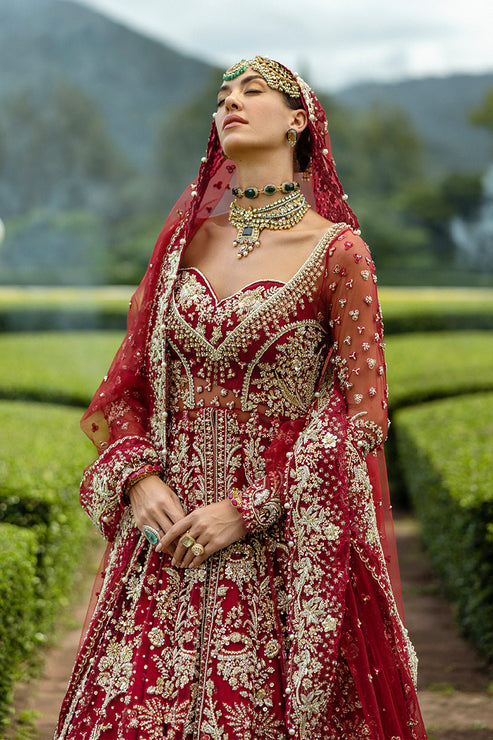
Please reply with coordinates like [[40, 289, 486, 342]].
[[232, 181, 299, 199], [229, 190, 310, 259]]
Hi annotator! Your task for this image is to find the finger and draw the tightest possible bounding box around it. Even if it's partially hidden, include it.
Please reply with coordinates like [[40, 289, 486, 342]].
[[157, 515, 194, 553], [139, 516, 176, 556], [180, 540, 207, 569], [156, 526, 176, 557], [170, 529, 199, 565], [186, 543, 210, 569]]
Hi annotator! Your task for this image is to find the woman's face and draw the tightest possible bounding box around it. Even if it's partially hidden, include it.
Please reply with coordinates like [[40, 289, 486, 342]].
[[215, 68, 299, 159]]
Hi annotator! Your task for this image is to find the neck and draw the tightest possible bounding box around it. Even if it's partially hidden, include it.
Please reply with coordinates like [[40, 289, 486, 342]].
[[233, 157, 296, 208]]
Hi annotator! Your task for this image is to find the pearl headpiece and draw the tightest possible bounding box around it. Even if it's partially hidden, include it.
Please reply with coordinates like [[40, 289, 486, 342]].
[[223, 56, 301, 98]]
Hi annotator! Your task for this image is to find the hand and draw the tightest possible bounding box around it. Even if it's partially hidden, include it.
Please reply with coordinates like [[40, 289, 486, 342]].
[[129, 475, 186, 556], [157, 499, 247, 568]]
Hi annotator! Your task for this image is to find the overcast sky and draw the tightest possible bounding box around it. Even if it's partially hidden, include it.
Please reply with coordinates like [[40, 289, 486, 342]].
[[64, 0, 493, 91]]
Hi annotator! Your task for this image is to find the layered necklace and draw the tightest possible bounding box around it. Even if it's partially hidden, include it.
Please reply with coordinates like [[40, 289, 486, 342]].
[[229, 185, 310, 259]]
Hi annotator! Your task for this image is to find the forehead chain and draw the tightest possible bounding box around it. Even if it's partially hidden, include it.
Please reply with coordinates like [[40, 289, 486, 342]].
[[222, 56, 300, 98]]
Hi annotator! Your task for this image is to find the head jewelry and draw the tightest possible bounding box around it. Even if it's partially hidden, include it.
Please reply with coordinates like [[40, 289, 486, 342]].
[[223, 56, 302, 98]]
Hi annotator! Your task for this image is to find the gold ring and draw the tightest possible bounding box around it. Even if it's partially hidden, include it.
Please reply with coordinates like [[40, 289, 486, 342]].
[[180, 533, 195, 548], [191, 542, 205, 557]]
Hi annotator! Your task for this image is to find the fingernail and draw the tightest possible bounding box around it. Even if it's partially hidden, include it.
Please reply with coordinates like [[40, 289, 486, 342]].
[[171, 558, 176, 566]]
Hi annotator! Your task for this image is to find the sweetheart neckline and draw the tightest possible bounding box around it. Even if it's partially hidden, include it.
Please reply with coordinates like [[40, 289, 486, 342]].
[[178, 266, 284, 306], [177, 223, 348, 304]]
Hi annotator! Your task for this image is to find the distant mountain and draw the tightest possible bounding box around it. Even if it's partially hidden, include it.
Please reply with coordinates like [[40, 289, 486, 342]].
[[1, 0, 491, 177], [335, 74, 493, 175], [1, 0, 493, 286], [0, 0, 214, 169]]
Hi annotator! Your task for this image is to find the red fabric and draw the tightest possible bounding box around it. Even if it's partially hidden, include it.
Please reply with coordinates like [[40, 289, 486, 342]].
[[55, 59, 426, 739]]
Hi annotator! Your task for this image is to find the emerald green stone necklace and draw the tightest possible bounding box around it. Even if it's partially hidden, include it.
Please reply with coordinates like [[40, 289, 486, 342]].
[[232, 181, 299, 200]]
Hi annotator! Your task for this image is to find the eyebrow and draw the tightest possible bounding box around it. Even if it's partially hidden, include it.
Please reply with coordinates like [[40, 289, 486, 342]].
[[217, 74, 266, 95]]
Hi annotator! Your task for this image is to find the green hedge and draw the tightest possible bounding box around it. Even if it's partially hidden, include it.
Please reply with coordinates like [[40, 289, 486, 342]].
[[0, 401, 94, 625], [0, 331, 122, 405], [0, 286, 131, 332], [1, 286, 493, 333], [380, 287, 493, 333], [394, 392, 493, 661], [0, 523, 38, 728], [386, 331, 493, 409], [3, 330, 491, 412], [0, 400, 96, 722]]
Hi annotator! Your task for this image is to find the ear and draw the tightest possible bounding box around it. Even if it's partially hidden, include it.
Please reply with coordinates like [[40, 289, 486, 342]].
[[289, 108, 308, 134]]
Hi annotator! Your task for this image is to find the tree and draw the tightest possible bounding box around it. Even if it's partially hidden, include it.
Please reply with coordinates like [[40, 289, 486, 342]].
[[153, 68, 225, 210], [470, 87, 493, 135], [0, 82, 133, 217]]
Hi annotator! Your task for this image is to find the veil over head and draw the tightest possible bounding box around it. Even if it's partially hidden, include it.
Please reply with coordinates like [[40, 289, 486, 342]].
[[81, 55, 358, 445]]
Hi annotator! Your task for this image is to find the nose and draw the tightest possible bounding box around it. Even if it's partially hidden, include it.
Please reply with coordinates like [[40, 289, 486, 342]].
[[224, 90, 241, 111]]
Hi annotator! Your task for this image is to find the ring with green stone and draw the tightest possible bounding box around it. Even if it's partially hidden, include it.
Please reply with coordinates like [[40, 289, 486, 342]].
[[180, 532, 196, 549], [142, 525, 160, 545]]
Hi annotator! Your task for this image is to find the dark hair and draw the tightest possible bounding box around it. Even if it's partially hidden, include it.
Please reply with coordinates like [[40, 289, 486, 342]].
[[284, 94, 311, 172]]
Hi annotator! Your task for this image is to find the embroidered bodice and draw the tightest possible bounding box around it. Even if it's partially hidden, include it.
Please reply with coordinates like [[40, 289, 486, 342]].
[[165, 223, 388, 449]]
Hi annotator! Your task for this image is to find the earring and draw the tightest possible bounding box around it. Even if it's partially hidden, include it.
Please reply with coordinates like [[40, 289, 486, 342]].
[[286, 129, 298, 148], [302, 161, 312, 182]]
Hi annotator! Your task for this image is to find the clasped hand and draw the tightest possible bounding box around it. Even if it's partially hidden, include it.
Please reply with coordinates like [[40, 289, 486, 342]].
[[129, 475, 246, 568]]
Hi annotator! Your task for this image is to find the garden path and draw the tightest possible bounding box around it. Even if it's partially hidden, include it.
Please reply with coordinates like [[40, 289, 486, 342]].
[[9, 513, 493, 740]]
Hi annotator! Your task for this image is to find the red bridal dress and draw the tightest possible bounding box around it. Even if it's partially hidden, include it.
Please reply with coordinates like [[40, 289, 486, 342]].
[[55, 57, 426, 740], [55, 225, 425, 740]]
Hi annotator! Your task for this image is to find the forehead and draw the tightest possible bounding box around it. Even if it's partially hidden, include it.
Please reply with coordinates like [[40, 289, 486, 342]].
[[218, 68, 267, 93]]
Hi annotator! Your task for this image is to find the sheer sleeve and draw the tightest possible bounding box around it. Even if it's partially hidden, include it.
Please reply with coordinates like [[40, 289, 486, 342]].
[[326, 230, 388, 455], [236, 228, 388, 534]]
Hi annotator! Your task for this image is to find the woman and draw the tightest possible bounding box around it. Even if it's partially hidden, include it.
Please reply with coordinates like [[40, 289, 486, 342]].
[[56, 57, 427, 739]]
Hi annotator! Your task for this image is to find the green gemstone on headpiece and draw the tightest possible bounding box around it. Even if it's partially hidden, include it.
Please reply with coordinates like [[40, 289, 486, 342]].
[[223, 60, 248, 81]]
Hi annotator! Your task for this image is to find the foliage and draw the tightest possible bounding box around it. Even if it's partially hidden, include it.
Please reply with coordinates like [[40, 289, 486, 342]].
[[154, 68, 223, 208], [0, 331, 123, 405], [380, 287, 493, 331], [0, 209, 107, 286], [470, 86, 493, 136], [0, 524, 38, 728], [386, 331, 493, 409], [0, 0, 491, 286], [401, 171, 483, 261], [0, 401, 95, 636], [0, 83, 133, 219], [3, 284, 493, 331], [394, 393, 493, 660]]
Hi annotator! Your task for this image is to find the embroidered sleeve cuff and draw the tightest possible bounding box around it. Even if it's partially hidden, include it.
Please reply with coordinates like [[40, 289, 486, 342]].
[[80, 436, 163, 540], [231, 473, 283, 534], [348, 415, 384, 456]]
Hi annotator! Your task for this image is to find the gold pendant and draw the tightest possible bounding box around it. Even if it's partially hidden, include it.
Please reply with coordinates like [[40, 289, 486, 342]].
[[233, 224, 261, 258]]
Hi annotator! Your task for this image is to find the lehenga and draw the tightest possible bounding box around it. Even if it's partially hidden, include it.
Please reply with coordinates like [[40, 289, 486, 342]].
[[55, 57, 427, 739]]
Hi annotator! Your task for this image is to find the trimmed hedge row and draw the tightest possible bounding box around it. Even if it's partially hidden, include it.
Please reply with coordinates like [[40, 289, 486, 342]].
[[1, 287, 493, 333], [2, 330, 493, 413], [0, 331, 122, 405], [386, 331, 493, 409], [380, 287, 493, 334], [0, 401, 95, 723], [394, 393, 493, 661], [0, 524, 38, 728], [1, 327, 492, 722]]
